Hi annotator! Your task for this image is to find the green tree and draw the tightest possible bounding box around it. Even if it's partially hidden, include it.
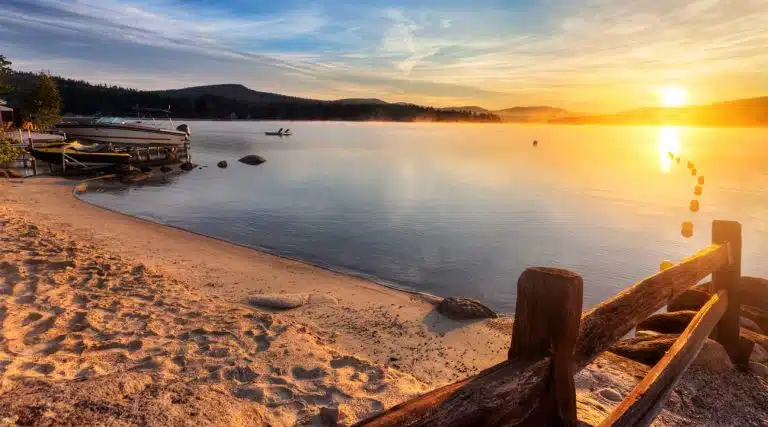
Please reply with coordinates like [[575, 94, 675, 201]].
[[0, 55, 11, 96], [23, 73, 62, 130], [0, 136, 21, 168]]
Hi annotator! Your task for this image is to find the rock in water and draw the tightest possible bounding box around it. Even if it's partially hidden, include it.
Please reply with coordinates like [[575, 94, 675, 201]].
[[636, 310, 697, 334], [247, 294, 308, 310], [179, 162, 197, 171], [217, 160, 228, 168], [437, 296, 498, 320], [140, 166, 152, 173], [238, 155, 266, 166], [160, 166, 172, 173]]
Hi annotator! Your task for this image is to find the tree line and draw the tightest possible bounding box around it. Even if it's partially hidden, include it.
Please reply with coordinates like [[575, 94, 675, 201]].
[[3, 67, 500, 123]]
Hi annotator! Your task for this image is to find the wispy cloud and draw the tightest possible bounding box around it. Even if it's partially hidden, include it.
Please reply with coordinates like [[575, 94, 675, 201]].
[[0, 0, 766, 110]]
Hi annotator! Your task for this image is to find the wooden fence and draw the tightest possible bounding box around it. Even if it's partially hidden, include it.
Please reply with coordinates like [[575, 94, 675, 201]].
[[356, 220, 752, 427]]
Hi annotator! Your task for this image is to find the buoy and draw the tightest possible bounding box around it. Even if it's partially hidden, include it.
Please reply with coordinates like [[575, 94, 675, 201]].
[[691, 168, 697, 176], [681, 221, 694, 238], [533, 140, 538, 147], [698, 176, 704, 185], [660, 260, 674, 271], [694, 185, 702, 196], [690, 200, 700, 212], [687, 161, 694, 169]]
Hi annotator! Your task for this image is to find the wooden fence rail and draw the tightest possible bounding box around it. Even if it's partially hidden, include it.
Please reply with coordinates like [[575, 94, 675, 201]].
[[356, 220, 750, 427]]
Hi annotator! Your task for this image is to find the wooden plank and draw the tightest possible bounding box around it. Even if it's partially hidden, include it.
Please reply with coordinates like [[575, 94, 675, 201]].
[[600, 290, 728, 427], [509, 267, 583, 426], [575, 243, 729, 369], [357, 267, 585, 427], [711, 220, 751, 368]]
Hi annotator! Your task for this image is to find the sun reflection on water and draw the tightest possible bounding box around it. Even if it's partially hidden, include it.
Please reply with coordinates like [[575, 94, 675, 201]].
[[658, 126, 681, 173]]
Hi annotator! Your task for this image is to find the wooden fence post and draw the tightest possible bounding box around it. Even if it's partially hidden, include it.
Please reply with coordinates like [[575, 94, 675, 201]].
[[510, 267, 583, 426], [712, 220, 752, 368]]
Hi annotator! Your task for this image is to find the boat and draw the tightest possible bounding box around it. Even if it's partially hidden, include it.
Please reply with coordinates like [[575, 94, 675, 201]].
[[29, 142, 131, 166], [265, 128, 292, 137], [54, 108, 190, 146]]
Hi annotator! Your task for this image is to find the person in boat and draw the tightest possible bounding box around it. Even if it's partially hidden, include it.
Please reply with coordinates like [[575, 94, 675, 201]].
[[284, 129, 291, 135], [277, 128, 284, 135]]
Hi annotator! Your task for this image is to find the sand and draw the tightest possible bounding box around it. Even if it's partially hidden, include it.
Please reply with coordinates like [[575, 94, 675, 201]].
[[1, 176, 767, 426]]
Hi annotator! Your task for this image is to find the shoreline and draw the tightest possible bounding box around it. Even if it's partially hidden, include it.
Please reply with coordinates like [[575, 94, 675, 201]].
[[73, 178, 451, 311], [2, 175, 766, 425]]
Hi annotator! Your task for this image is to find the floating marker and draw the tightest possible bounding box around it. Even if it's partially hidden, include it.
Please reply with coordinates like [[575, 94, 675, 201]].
[[681, 221, 694, 238], [690, 200, 700, 212], [533, 140, 538, 147], [698, 176, 704, 185], [691, 168, 697, 176], [694, 185, 702, 196], [687, 161, 694, 169], [660, 260, 674, 271]]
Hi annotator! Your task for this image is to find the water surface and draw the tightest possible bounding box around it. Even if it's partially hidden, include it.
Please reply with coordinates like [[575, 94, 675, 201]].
[[82, 121, 768, 313]]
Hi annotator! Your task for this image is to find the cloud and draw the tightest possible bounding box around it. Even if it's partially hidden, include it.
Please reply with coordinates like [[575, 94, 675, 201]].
[[0, 0, 766, 111]]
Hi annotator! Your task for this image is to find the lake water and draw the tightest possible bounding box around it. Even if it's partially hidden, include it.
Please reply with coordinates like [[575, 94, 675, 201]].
[[81, 121, 768, 313]]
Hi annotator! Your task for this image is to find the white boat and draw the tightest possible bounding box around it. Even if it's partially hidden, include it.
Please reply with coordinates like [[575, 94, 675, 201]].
[[55, 109, 190, 146]]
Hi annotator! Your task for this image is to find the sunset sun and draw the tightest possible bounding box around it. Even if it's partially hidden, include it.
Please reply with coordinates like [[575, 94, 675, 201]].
[[659, 86, 688, 107]]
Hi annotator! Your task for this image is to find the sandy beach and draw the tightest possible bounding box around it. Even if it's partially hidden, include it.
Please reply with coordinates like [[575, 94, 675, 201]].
[[1, 176, 767, 426]]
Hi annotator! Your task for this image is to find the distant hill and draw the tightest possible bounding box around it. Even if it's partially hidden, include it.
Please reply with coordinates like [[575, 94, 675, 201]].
[[493, 106, 577, 123], [555, 97, 768, 127], [155, 84, 316, 104], [332, 98, 389, 105]]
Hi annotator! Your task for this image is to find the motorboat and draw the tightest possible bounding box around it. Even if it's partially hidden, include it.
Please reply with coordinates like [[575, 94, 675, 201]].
[[29, 142, 131, 166], [55, 108, 190, 146]]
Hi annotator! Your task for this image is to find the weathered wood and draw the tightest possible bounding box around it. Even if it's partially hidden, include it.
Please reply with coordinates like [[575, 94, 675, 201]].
[[510, 267, 583, 426], [575, 243, 730, 369], [712, 220, 751, 368], [355, 358, 552, 427], [357, 268, 584, 427], [600, 291, 728, 427]]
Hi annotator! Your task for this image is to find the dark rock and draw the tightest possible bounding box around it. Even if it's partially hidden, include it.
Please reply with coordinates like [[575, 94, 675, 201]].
[[140, 166, 152, 173], [247, 294, 308, 310], [437, 296, 498, 320], [668, 289, 710, 312], [319, 406, 346, 426], [637, 310, 697, 334], [217, 161, 228, 168], [238, 155, 266, 166], [741, 317, 764, 334], [179, 162, 197, 171], [610, 334, 678, 365], [120, 172, 151, 184], [159, 166, 172, 173]]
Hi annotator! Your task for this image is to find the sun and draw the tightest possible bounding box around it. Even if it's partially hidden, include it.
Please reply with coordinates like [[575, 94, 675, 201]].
[[659, 86, 688, 107]]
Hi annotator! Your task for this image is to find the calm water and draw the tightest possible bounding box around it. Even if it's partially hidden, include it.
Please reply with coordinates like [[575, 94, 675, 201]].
[[81, 121, 768, 313]]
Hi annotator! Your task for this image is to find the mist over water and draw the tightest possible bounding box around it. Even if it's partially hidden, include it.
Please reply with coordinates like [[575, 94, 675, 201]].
[[81, 121, 768, 313]]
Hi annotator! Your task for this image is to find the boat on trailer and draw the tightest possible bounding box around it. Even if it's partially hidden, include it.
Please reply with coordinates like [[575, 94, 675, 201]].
[[54, 108, 190, 146]]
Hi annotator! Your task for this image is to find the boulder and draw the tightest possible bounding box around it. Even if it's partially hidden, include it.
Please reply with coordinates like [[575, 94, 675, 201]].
[[749, 362, 768, 377], [217, 160, 228, 168], [692, 339, 733, 373], [179, 162, 197, 171], [238, 155, 266, 166], [636, 311, 696, 334], [609, 334, 678, 365], [751, 342, 768, 363], [668, 289, 710, 312], [140, 166, 152, 173], [742, 305, 768, 335], [159, 166, 172, 173], [437, 296, 498, 320], [741, 317, 764, 334], [247, 293, 309, 310], [319, 406, 348, 426]]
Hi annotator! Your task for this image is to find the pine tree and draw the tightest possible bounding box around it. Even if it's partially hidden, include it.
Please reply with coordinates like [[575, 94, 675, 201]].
[[0, 55, 11, 96], [24, 73, 62, 130]]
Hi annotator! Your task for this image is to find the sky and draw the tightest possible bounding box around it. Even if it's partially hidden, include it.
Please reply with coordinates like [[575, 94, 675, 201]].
[[1, 0, 767, 112]]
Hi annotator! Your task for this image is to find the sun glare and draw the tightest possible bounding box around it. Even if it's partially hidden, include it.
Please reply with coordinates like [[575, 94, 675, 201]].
[[659, 86, 687, 107], [658, 126, 681, 173]]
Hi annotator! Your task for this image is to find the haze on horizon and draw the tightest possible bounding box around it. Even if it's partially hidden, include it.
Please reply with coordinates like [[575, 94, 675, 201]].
[[1, 0, 766, 112]]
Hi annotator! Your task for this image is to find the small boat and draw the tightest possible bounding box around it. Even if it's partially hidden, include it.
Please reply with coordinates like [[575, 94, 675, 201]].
[[29, 143, 131, 166], [55, 108, 190, 146], [265, 128, 292, 137]]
